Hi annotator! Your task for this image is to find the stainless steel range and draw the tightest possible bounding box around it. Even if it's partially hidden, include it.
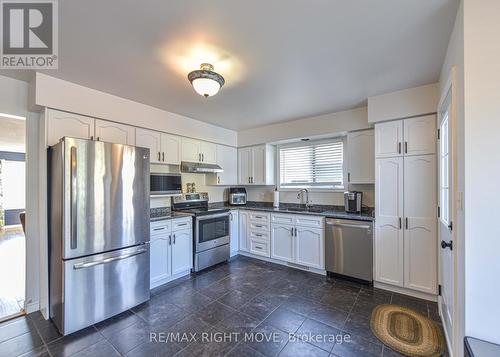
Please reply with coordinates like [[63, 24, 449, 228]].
[[172, 193, 230, 272]]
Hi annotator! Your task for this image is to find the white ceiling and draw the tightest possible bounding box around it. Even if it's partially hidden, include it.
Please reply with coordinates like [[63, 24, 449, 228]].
[[1, 0, 458, 131]]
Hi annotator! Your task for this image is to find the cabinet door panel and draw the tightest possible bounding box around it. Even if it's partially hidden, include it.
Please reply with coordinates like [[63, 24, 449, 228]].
[[348, 130, 374, 183], [150, 235, 171, 288], [136, 128, 162, 164], [271, 224, 294, 262], [375, 121, 403, 158], [47, 110, 94, 146], [181, 137, 201, 162], [404, 115, 436, 156], [230, 210, 239, 255], [251, 146, 266, 184], [404, 155, 437, 293], [375, 157, 404, 286], [212, 145, 237, 185], [161, 134, 181, 165], [171, 229, 192, 275], [238, 148, 251, 185], [295, 227, 324, 269], [95, 119, 135, 145], [238, 211, 249, 252], [249, 238, 270, 257], [200, 141, 217, 164]]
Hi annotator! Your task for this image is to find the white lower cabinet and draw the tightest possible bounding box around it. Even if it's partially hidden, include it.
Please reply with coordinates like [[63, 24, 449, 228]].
[[270, 214, 325, 270], [229, 210, 239, 256], [295, 227, 324, 270], [238, 211, 250, 252], [271, 224, 294, 262], [150, 217, 192, 289]]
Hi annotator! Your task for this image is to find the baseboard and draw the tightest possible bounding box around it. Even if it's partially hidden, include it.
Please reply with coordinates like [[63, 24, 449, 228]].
[[150, 270, 191, 290], [374, 281, 438, 302], [238, 251, 326, 276]]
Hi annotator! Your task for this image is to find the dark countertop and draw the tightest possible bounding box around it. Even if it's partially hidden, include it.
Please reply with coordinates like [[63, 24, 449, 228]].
[[150, 211, 194, 222], [210, 201, 374, 222]]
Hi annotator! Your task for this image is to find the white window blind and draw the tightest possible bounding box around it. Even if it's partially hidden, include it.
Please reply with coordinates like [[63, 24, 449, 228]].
[[279, 139, 345, 189]]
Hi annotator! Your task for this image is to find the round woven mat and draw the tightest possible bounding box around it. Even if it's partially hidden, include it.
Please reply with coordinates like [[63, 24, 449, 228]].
[[370, 304, 445, 357]]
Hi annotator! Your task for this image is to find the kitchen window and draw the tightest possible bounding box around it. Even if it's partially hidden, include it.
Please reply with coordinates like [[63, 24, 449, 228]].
[[278, 138, 345, 190]]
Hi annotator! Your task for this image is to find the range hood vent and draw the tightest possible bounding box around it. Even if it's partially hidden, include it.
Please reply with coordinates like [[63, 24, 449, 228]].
[[181, 161, 223, 174]]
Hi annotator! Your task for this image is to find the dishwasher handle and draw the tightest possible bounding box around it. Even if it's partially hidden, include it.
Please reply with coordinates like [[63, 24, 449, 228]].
[[326, 220, 371, 230]]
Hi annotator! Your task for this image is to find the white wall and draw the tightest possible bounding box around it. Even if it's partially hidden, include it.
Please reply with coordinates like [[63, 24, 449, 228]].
[[32, 73, 237, 147], [439, 2, 465, 354], [462, 0, 500, 345], [368, 83, 439, 123], [237, 107, 369, 147], [247, 184, 374, 207]]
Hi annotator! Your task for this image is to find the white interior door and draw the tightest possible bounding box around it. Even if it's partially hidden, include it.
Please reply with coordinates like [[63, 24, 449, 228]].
[[438, 95, 454, 346]]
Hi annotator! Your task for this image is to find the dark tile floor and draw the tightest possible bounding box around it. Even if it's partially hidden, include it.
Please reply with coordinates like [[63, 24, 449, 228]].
[[0, 255, 445, 357]]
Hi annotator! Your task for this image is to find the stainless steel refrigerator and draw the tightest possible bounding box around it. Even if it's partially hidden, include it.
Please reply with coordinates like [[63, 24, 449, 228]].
[[49, 137, 150, 335]]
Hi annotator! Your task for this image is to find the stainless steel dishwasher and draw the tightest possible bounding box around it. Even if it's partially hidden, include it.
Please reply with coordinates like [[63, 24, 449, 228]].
[[325, 218, 373, 283]]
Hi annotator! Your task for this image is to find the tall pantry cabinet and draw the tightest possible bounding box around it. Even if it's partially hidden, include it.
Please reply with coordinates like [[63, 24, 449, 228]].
[[374, 114, 437, 295]]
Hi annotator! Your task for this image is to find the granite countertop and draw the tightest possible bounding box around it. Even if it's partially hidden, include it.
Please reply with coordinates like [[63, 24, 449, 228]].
[[210, 201, 375, 222], [150, 208, 193, 221]]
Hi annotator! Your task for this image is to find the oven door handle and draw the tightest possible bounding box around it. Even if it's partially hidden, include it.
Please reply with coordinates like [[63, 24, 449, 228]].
[[196, 213, 230, 221]]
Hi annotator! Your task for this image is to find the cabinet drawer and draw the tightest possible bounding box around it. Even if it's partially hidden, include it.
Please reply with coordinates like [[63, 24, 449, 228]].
[[249, 212, 270, 223], [150, 220, 171, 234], [249, 230, 270, 241], [271, 213, 295, 226], [295, 215, 324, 228], [249, 238, 270, 257], [249, 222, 269, 232], [172, 218, 192, 231]]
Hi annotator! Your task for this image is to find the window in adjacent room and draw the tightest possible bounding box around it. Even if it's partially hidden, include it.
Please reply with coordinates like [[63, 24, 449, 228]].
[[278, 138, 345, 190]]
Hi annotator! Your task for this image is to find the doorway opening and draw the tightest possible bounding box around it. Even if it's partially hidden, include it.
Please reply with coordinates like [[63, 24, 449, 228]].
[[0, 113, 26, 322]]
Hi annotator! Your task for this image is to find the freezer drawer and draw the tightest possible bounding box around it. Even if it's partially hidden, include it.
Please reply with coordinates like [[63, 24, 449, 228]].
[[51, 244, 150, 335], [325, 219, 373, 282]]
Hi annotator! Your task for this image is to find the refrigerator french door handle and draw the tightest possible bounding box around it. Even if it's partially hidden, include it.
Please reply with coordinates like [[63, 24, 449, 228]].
[[70, 146, 78, 249], [72, 248, 148, 270]]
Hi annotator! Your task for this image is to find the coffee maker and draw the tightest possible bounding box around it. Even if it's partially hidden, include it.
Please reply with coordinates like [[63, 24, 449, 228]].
[[344, 191, 362, 213]]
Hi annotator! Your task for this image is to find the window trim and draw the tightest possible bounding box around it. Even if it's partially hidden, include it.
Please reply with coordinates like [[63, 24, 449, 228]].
[[277, 137, 347, 192]]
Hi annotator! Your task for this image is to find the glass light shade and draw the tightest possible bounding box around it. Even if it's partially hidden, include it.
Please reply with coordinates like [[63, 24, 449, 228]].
[[191, 77, 221, 97]]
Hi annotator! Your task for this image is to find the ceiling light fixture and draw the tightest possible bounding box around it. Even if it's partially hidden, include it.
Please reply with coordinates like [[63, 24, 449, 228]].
[[188, 63, 225, 98]]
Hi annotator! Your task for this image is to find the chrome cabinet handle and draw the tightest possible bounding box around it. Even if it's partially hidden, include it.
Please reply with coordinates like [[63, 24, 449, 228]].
[[177, 223, 187, 227], [399, 217, 402, 229], [202, 153, 204, 162], [405, 217, 408, 230], [169, 235, 172, 245], [73, 248, 148, 269], [173, 234, 176, 244], [162, 152, 165, 162], [158, 152, 161, 161], [398, 142, 402, 154], [255, 246, 263, 250], [70, 146, 78, 249], [404, 142, 408, 154], [153, 227, 165, 231]]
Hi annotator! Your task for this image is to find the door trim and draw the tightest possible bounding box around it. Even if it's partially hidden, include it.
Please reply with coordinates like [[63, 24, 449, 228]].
[[437, 66, 462, 357]]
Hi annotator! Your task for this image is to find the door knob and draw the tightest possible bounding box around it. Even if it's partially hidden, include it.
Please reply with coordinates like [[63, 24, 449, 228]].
[[441, 240, 453, 250]]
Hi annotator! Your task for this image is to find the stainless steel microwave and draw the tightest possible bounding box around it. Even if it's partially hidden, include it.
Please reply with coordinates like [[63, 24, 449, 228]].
[[150, 173, 182, 195]]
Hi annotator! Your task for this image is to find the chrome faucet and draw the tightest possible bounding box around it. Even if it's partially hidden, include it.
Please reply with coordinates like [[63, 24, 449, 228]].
[[297, 189, 312, 208]]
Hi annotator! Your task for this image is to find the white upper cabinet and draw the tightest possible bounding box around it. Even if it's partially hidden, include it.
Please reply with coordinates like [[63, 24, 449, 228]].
[[347, 129, 375, 184], [200, 141, 217, 164], [271, 224, 294, 263], [403, 155, 437, 294], [238, 148, 252, 185], [181, 137, 200, 162], [403, 115, 436, 156], [207, 145, 237, 186], [161, 134, 181, 165], [95, 119, 135, 145], [47, 109, 95, 146], [135, 128, 162, 164], [295, 227, 324, 270], [237, 145, 276, 185], [375, 120, 403, 158], [375, 157, 404, 287], [181, 137, 217, 164]]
